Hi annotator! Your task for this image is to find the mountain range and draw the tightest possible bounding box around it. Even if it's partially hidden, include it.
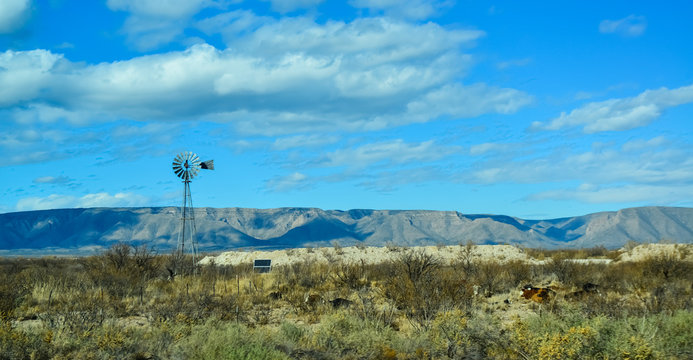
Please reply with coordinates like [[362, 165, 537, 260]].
[[1, 206, 692, 255]]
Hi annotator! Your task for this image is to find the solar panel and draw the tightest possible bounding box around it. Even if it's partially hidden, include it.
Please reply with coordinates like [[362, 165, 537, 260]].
[[254, 259, 271, 267], [254, 259, 272, 273]]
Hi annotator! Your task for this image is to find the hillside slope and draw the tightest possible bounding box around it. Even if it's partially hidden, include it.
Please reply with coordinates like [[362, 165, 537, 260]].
[[1, 206, 692, 254]]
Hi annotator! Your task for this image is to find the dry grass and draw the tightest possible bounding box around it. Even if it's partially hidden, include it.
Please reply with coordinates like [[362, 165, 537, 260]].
[[0, 242, 691, 359]]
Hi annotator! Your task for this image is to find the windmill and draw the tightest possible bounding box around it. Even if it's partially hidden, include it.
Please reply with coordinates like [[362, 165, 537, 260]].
[[172, 151, 214, 269]]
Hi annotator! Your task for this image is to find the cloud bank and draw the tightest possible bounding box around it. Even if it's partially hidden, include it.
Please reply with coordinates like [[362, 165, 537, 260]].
[[531, 84, 693, 133], [0, 0, 31, 34], [599, 15, 647, 37]]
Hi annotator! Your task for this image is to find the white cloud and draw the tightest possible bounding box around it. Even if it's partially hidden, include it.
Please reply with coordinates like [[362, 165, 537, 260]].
[[266, 172, 309, 191], [33, 176, 72, 185], [0, 0, 31, 34], [531, 84, 693, 133], [358, 166, 444, 192], [496, 58, 531, 70], [408, 83, 533, 120], [223, 17, 483, 62], [106, 0, 230, 50], [621, 136, 668, 152], [462, 135, 693, 207], [530, 184, 693, 204], [467, 136, 693, 187], [263, 0, 323, 13], [599, 15, 647, 37], [318, 139, 459, 169], [0, 50, 63, 106], [0, 14, 531, 169], [10, 104, 97, 125], [469, 142, 514, 156], [0, 15, 529, 138], [107, 0, 215, 18], [15, 192, 150, 211], [349, 0, 453, 20], [272, 134, 340, 150]]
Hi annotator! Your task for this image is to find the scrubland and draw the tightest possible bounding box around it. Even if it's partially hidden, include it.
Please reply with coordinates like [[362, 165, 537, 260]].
[[1, 242, 692, 359]]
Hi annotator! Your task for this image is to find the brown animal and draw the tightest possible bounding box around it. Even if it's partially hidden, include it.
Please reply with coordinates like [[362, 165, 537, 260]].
[[304, 294, 324, 307], [329, 298, 353, 308], [566, 282, 601, 301], [521, 284, 555, 303]]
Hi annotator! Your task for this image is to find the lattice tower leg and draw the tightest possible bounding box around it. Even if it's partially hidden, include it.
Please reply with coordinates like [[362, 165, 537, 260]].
[[177, 180, 198, 270]]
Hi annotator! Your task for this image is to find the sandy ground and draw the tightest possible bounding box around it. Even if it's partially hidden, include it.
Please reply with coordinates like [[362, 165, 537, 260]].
[[200, 243, 693, 267], [199, 245, 532, 267], [617, 243, 693, 262]]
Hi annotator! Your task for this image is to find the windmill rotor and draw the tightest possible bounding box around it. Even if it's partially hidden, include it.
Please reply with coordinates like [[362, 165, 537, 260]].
[[172, 151, 204, 181]]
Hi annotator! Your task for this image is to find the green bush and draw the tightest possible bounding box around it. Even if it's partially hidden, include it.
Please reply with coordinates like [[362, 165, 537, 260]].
[[172, 319, 289, 360]]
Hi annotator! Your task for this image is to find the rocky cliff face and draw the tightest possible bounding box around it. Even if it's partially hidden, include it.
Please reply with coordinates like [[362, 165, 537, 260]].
[[1, 206, 692, 255]]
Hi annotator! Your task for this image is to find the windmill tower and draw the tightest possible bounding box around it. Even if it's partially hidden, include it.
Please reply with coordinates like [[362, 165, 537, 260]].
[[172, 151, 214, 268]]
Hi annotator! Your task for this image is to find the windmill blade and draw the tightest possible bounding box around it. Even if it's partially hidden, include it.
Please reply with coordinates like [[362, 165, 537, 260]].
[[200, 160, 214, 170]]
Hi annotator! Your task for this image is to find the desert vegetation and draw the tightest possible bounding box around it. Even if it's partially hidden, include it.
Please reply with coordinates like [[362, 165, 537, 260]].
[[1, 243, 692, 359]]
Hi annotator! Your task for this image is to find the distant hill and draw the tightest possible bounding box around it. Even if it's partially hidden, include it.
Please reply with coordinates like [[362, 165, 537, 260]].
[[1, 206, 692, 255]]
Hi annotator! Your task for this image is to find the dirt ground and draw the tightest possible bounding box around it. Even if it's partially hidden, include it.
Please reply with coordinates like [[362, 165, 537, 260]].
[[200, 243, 693, 267]]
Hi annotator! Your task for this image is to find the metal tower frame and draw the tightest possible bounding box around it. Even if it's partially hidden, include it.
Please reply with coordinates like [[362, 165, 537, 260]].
[[177, 179, 199, 267], [172, 151, 213, 271]]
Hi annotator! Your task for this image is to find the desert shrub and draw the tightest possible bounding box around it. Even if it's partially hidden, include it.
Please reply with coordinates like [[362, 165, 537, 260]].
[[0, 318, 51, 360], [382, 263, 473, 330], [428, 309, 469, 358], [1, 245, 692, 359], [645, 281, 693, 314], [457, 241, 478, 276], [331, 240, 344, 255], [474, 261, 510, 297], [331, 260, 369, 290], [385, 242, 402, 252], [381, 251, 449, 328], [353, 290, 399, 330], [510, 308, 693, 359], [503, 260, 532, 289], [279, 320, 306, 344], [641, 253, 692, 281], [398, 249, 441, 284], [657, 310, 693, 357], [525, 246, 619, 261], [513, 313, 606, 359], [172, 319, 289, 360], [276, 260, 329, 290], [304, 311, 398, 359], [0, 273, 30, 316], [543, 255, 581, 285], [435, 268, 475, 311]]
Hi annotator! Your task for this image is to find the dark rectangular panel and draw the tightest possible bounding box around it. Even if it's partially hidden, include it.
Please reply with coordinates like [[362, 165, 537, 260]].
[[254, 259, 272, 267]]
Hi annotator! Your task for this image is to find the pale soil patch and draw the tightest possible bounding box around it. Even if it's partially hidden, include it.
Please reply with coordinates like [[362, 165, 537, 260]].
[[200, 243, 693, 269], [200, 245, 533, 267], [616, 243, 693, 262]]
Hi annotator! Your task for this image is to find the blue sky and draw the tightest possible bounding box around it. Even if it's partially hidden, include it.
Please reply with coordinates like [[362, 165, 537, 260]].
[[1, 0, 692, 219]]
